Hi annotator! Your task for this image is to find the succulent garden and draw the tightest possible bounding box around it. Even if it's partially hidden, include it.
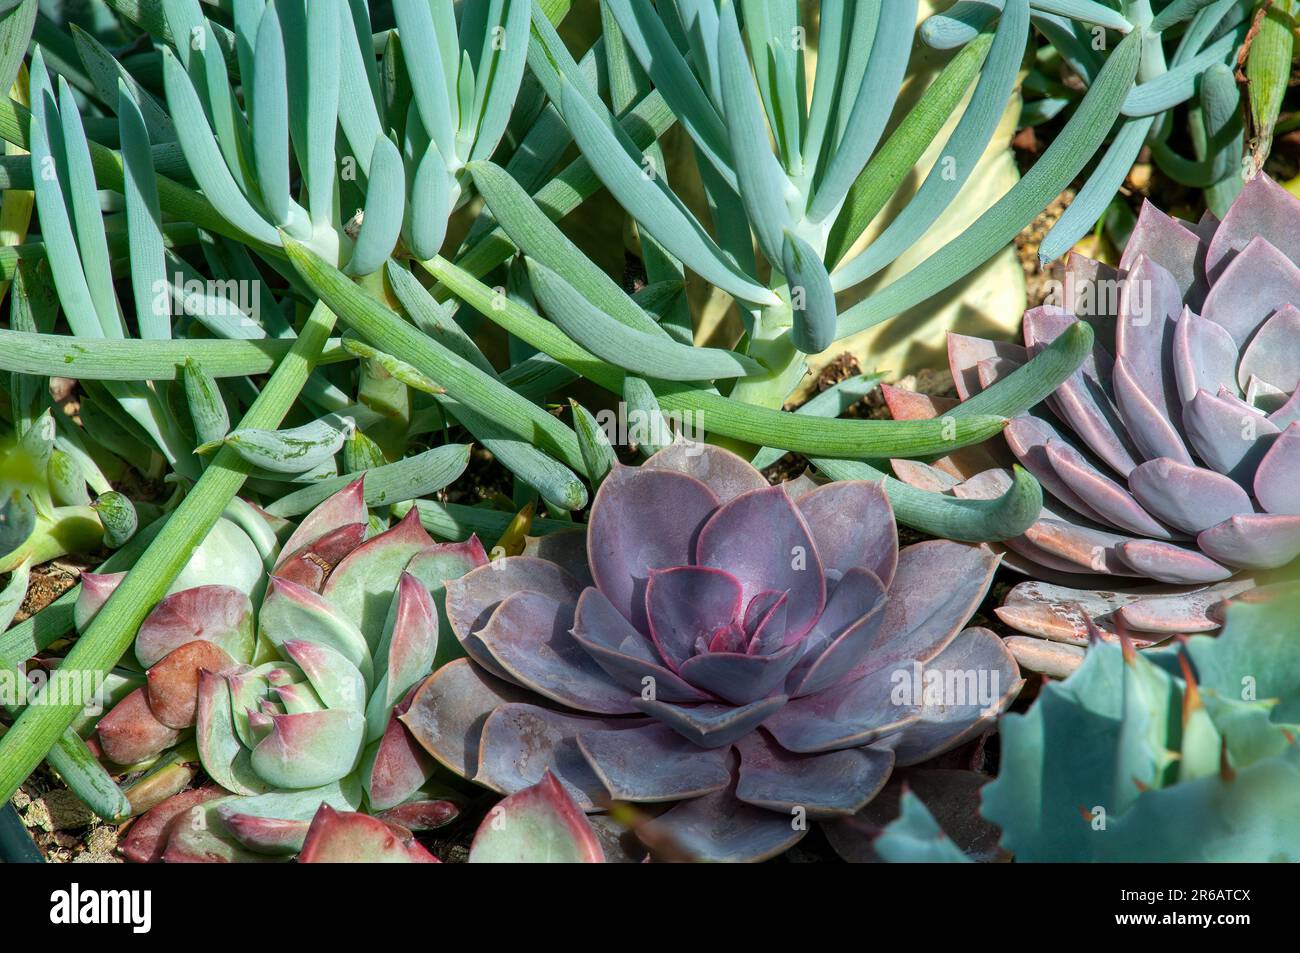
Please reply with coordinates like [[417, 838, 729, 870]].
[[0, 0, 1297, 865]]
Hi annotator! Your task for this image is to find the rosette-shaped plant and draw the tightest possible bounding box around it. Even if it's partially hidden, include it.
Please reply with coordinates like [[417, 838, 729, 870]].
[[886, 175, 1300, 674], [403, 443, 1021, 862], [86, 478, 485, 862]]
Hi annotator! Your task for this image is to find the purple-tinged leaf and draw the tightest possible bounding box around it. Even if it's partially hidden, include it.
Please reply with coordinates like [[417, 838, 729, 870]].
[[273, 522, 366, 592], [250, 708, 365, 789], [469, 771, 604, 863], [890, 627, 1022, 766], [1043, 439, 1179, 539], [1119, 199, 1208, 304], [1182, 387, 1280, 485], [299, 805, 440, 862], [1198, 514, 1300, 569], [1001, 417, 1114, 526], [1257, 423, 1300, 515], [474, 703, 641, 809], [634, 695, 787, 749], [1238, 303, 1300, 394], [145, 640, 242, 729], [400, 659, 532, 779], [796, 481, 898, 587], [363, 691, 436, 812], [476, 590, 639, 715], [120, 785, 224, 863], [1129, 457, 1253, 533], [1118, 539, 1234, 583], [135, 585, 255, 669], [640, 784, 806, 863], [570, 587, 712, 703], [677, 640, 802, 707], [1112, 255, 1184, 462], [444, 557, 585, 681], [376, 799, 460, 831], [1205, 173, 1300, 282], [644, 565, 743, 671], [1201, 236, 1300, 347], [859, 541, 1000, 677], [763, 665, 917, 753], [734, 730, 894, 818], [1020, 517, 1134, 575], [322, 507, 433, 648], [792, 569, 888, 697], [1112, 355, 1195, 466], [587, 465, 720, 633], [368, 572, 438, 738], [695, 485, 826, 642], [96, 687, 182, 767], [1172, 308, 1241, 404], [577, 723, 730, 801], [276, 477, 367, 570], [280, 639, 366, 713], [642, 441, 768, 504], [74, 571, 125, 633], [947, 333, 1027, 400], [1117, 578, 1258, 633], [259, 576, 373, 685]]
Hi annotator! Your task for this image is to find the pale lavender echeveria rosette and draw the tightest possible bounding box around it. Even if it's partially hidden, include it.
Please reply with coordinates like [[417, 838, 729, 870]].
[[885, 174, 1300, 676], [402, 442, 1022, 862]]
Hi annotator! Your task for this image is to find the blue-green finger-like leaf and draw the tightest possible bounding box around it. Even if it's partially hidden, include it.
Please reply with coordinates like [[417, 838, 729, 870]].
[[446, 398, 587, 511], [1039, 114, 1153, 263], [602, 0, 733, 184], [346, 136, 405, 276], [814, 457, 1043, 541], [336, 0, 383, 174], [919, 0, 998, 49], [558, 79, 778, 306], [622, 374, 672, 457], [305, 0, 340, 225], [835, 26, 1142, 339], [525, 257, 763, 381], [266, 444, 471, 518], [160, 0, 205, 70], [949, 319, 1094, 422], [0, 0, 36, 100], [221, 413, 354, 474], [284, 238, 586, 473], [341, 335, 445, 395], [1121, 26, 1244, 117], [182, 358, 229, 447], [467, 159, 667, 339], [469, 0, 530, 161], [72, 24, 176, 142], [408, 140, 451, 260], [716, 0, 792, 266], [252, 2, 291, 226], [802, 0, 849, 169], [782, 231, 836, 355], [393, 0, 457, 166], [384, 260, 495, 375], [1033, 0, 1132, 30], [118, 81, 169, 341], [57, 78, 122, 338], [832, 0, 1028, 290], [27, 52, 101, 339], [808, 0, 916, 223], [162, 47, 279, 244], [750, 372, 885, 470], [1151, 0, 1223, 32], [570, 398, 615, 490]]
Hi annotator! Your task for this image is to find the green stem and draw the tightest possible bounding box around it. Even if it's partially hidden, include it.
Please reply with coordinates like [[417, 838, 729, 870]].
[[0, 302, 337, 805]]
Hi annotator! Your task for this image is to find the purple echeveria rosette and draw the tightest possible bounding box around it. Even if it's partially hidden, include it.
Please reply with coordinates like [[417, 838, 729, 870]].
[[402, 442, 1021, 862], [885, 174, 1300, 676]]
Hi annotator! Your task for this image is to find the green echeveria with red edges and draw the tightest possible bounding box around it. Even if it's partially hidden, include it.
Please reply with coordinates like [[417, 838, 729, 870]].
[[402, 442, 1022, 862], [85, 477, 485, 863], [886, 175, 1300, 676]]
